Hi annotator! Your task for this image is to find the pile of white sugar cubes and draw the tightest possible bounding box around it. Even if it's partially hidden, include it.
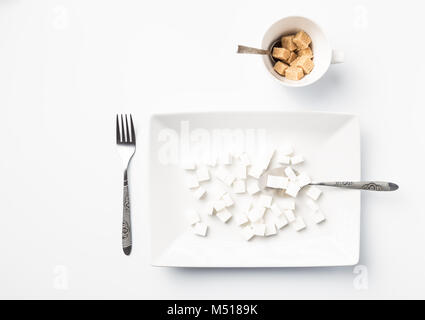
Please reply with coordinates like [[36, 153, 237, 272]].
[[183, 145, 325, 241]]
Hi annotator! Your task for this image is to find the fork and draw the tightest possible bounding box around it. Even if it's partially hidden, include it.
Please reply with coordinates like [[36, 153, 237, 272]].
[[116, 114, 136, 255]]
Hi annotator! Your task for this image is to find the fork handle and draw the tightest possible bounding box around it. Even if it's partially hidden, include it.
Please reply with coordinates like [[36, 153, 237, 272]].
[[310, 181, 399, 191], [122, 170, 132, 255]]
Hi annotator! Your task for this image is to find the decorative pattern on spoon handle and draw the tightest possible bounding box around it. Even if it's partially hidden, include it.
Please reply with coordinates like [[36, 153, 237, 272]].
[[311, 181, 399, 191]]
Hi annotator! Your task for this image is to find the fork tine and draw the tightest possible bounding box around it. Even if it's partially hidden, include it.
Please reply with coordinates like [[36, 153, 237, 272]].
[[130, 114, 136, 143], [120, 114, 125, 143], [116, 114, 120, 143], [125, 115, 130, 143]]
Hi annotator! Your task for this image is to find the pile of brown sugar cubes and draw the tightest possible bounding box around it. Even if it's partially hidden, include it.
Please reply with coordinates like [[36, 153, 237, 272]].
[[272, 30, 314, 80]]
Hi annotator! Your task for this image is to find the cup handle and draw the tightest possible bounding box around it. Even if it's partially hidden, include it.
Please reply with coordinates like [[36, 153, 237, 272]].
[[331, 49, 344, 64]]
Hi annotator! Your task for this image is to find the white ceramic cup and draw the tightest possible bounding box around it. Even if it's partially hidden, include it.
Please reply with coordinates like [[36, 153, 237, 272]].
[[262, 16, 344, 87]]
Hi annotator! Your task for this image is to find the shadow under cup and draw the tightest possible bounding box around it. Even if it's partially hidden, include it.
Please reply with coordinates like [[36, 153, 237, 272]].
[[262, 16, 332, 87]]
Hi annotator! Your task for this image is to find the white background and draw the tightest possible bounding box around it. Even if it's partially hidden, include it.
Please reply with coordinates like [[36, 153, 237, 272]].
[[0, 0, 423, 299]]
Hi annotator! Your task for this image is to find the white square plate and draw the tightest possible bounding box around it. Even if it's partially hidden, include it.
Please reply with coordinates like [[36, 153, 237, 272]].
[[149, 112, 360, 267]]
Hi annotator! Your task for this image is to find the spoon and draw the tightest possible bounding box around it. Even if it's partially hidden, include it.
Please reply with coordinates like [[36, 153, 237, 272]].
[[237, 39, 281, 63], [258, 167, 399, 192]]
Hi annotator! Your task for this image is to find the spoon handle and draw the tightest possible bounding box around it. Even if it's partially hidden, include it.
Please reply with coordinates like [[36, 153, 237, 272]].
[[237, 45, 269, 55], [310, 181, 399, 191]]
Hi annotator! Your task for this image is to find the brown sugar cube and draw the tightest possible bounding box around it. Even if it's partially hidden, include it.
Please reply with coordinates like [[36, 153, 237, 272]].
[[273, 61, 289, 76], [281, 35, 298, 52], [285, 66, 304, 80], [285, 52, 298, 64], [291, 55, 314, 74], [297, 47, 313, 59], [290, 56, 301, 66], [293, 30, 312, 50], [272, 47, 290, 61]]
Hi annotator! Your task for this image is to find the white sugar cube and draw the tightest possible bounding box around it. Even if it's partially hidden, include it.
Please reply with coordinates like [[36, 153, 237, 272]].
[[293, 217, 306, 232], [224, 174, 235, 186], [192, 222, 208, 236], [235, 213, 249, 226], [219, 153, 232, 165], [283, 209, 296, 222], [222, 193, 234, 207], [239, 153, 251, 166], [186, 210, 200, 225], [181, 158, 196, 170], [291, 155, 304, 165], [266, 175, 289, 189], [306, 186, 322, 200], [259, 195, 273, 208], [275, 215, 288, 229], [248, 207, 266, 222], [247, 182, 260, 195], [241, 198, 253, 213], [284, 167, 297, 180], [281, 199, 295, 211], [248, 166, 264, 179], [214, 184, 228, 199], [241, 226, 255, 241], [217, 169, 233, 186], [206, 156, 217, 167], [265, 223, 277, 236], [204, 202, 215, 216], [306, 199, 319, 212], [279, 145, 293, 156], [216, 209, 232, 223], [186, 175, 200, 189], [251, 223, 266, 236], [235, 164, 247, 179], [277, 155, 291, 165], [285, 182, 301, 198], [215, 168, 228, 182], [193, 187, 206, 200], [259, 150, 275, 170], [270, 203, 282, 217], [196, 167, 210, 182], [213, 200, 226, 212], [233, 180, 246, 194], [296, 172, 311, 187], [313, 210, 326, 224]]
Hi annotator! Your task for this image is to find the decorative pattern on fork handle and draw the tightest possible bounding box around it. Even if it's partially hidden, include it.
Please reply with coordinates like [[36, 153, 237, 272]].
[[122, 170, 132, 255]]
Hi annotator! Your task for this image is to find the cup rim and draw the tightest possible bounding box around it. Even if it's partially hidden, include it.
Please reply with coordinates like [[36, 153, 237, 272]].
[[261, 16, 332, 88]]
